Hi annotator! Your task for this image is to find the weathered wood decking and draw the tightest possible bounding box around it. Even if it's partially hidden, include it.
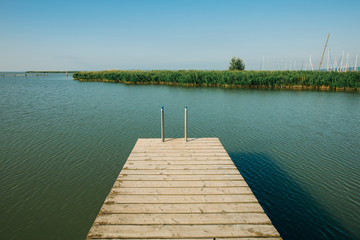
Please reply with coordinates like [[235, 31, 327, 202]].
[[86, 138, 281, 239]]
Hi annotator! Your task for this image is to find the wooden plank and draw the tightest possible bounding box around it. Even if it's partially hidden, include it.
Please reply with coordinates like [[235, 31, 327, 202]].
[[132, 149, 226, 153], [110, 187, 253, 195], [117, 174, 244, 181], [130, 152, 229, 158], [135, 139, 220, 143], [94, 213, 272, 225], [136, 139, 221, 143], [133, 144, 225, 148], [128, 158, 232, 162], [133, 147, 224, 150], [136, 143, 223, 146], [90, 239, 215, 240], [114, 180, 247, 188], [87, 224, 280, 238], [133, 146, 224, 150], [100, 203, 265, 214], [105, 194, 258, 204], [120, 169, 240, 175], [134, 144, 223, 148], [124, 160, 234, 165], [122, 164, 237, 170], [128, 156, 232, 159], [90, 238, 282, 240], [134, 143, 224, 147], [133, 145, 224, 148], [136, 138, 220, 143], [131, 149, 228, 153]]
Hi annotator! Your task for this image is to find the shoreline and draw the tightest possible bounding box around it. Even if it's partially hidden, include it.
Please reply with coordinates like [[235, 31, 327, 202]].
[[76, 78, 360, 92]]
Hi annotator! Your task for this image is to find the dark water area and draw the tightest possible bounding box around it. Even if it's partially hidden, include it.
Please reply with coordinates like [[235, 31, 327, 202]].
[[230, 153, 355, 240], [0, 73, 359, 239]]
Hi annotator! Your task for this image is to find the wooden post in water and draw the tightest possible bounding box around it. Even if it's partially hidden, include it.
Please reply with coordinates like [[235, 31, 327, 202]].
[[184, 106, 188, 142], [161, 106, 164, 142]]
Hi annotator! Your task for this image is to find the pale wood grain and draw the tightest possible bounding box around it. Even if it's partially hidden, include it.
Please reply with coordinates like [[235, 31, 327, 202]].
[[86, 138, 281, 239], [94, 213, 272, 225], [110, 187, 253, 195], [114, 180, 247, 188], [100, 203, 265, 214], [87, 224, 280, 238]]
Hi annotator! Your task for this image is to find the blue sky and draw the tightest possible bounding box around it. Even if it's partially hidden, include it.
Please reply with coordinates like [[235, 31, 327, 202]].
[[1, 0, 359, 71]]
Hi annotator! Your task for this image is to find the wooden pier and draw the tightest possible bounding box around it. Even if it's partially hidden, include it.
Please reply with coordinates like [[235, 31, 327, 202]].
[[1, 73, 48, 77], [86, 138, 281, 239]]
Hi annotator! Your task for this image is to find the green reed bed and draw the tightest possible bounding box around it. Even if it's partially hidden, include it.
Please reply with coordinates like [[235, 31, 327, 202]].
[[73, 70, 360, 91]]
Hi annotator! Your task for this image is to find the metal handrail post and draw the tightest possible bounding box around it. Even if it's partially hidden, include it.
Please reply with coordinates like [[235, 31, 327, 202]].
[[161, 106, 165, 142], [184, 106, 187, 142]]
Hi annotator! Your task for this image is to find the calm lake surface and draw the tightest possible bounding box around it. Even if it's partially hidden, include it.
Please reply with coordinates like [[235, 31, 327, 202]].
[[0, 73, 359, 240]]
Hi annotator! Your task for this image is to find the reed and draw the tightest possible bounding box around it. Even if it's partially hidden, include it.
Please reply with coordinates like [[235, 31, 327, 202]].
[[73, 70, 360, 91]]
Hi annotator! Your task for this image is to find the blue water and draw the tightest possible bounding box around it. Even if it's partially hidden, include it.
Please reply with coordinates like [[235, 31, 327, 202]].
[[0, 73, 359, 239]]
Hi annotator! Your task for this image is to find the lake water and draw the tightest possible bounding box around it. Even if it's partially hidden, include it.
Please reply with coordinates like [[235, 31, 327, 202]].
[[0, 73, 359, 240]]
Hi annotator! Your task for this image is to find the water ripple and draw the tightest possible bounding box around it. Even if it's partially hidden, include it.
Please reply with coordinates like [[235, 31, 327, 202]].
[[0, 74, 359, 240]]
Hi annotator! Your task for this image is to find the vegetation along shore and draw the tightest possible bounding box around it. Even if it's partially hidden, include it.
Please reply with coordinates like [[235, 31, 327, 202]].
[[73, 70, 360, 91]]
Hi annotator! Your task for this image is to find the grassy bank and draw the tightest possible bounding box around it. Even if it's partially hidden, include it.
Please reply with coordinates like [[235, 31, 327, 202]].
[[73, 70, 360, 91]]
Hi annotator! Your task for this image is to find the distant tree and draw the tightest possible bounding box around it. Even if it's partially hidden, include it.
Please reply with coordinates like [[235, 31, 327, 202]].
[[229, 57, 245, 71]]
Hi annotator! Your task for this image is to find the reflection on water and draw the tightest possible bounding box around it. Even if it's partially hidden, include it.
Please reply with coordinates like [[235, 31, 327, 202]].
[[230, 152, 354, 240], [0, 73, 359, 239]]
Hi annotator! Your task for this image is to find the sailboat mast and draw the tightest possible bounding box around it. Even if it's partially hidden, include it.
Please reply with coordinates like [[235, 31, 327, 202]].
[[318, 33, 330, 71], [327, 48, 330, 71], [334, 57, 338, 72], [345, 53, 349, 72]]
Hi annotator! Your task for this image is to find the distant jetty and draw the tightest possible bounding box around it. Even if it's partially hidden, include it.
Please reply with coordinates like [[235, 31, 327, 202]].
[[25, 71, 79, 73], [1, 73, 47, 77], [73, 70, 360, 92]]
